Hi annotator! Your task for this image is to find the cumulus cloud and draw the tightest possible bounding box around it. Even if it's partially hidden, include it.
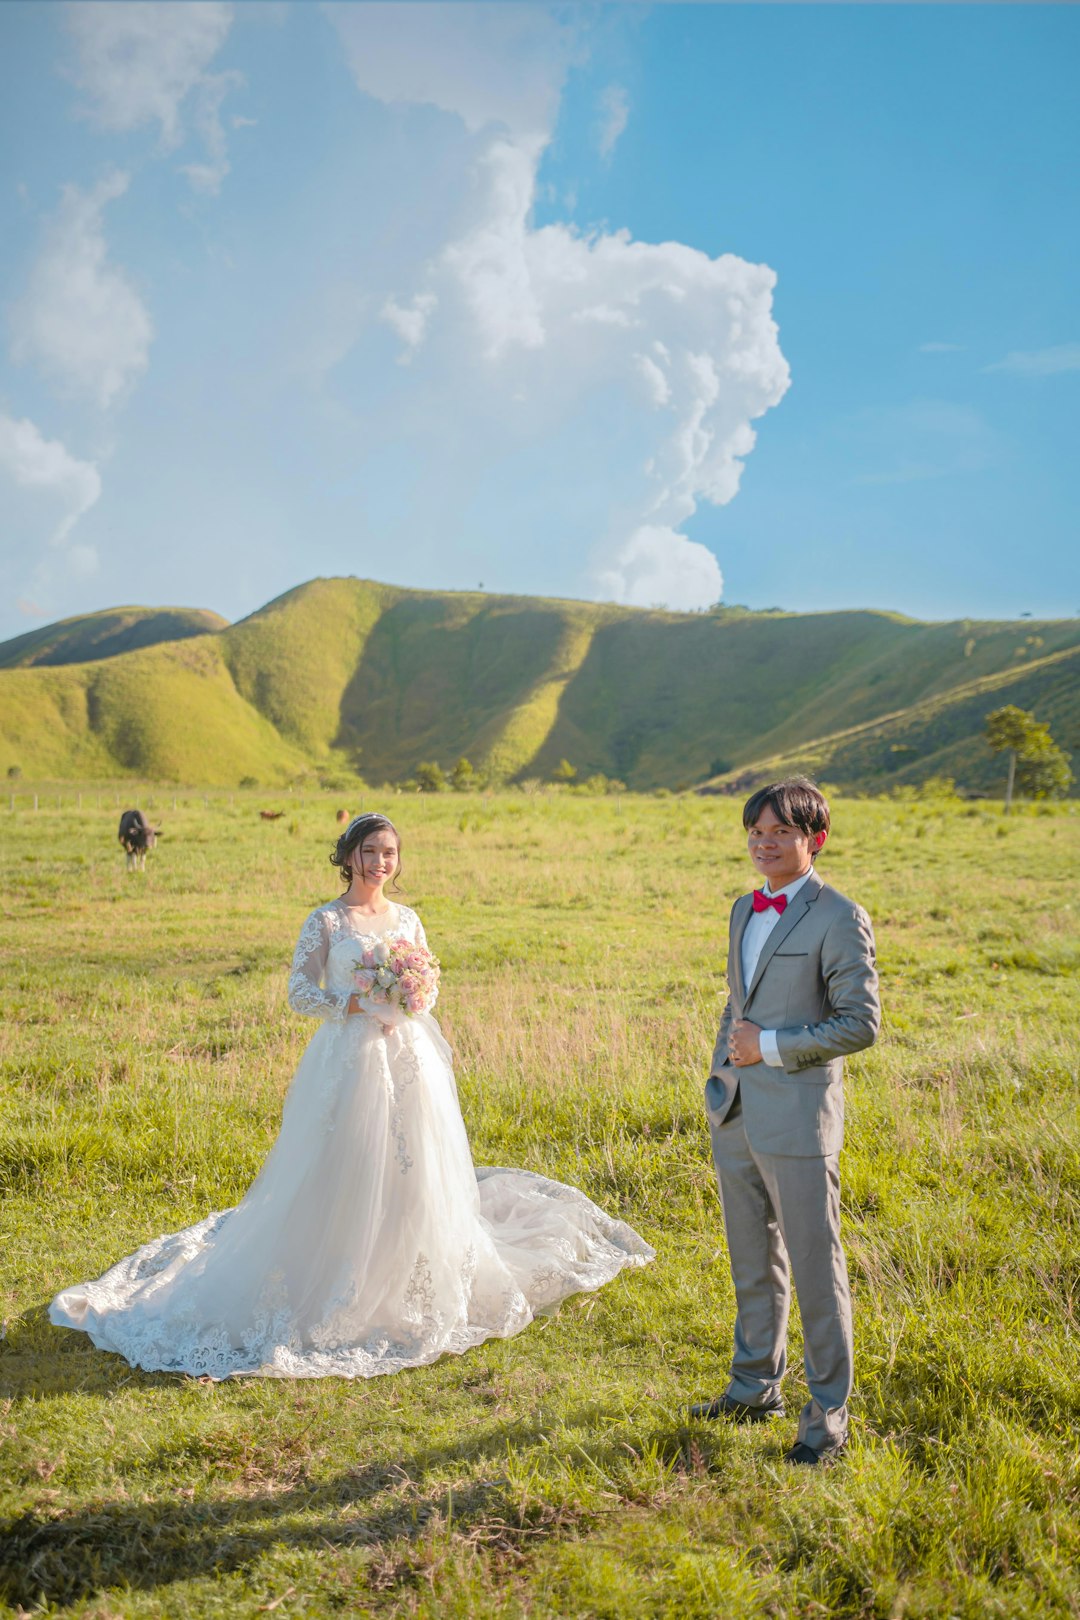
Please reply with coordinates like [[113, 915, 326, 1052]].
[[325, 1, 581, 146], [374, 138, 788, 605], [0, 413, 102, 569], [596, 85, 629, 160], [64, 1, 239, 191], [10, 171, 153, 409], [985, 343, 1080, 376], [320, 3, 789, 612], [596, 525, 722, 610]]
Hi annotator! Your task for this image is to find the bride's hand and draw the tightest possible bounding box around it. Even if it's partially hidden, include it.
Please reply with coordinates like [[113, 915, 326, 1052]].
[[347, 993, 403, 1036]]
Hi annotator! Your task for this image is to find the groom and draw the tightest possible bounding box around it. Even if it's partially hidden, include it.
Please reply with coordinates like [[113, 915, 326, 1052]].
[[695, 778, 880, 1465]]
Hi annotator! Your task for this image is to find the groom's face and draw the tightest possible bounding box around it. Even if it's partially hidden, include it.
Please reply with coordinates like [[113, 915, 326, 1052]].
[[747, 807, 820, 890]]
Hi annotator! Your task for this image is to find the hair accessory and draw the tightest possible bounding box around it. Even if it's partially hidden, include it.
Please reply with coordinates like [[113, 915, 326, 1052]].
[[344, 813, 397, 840]]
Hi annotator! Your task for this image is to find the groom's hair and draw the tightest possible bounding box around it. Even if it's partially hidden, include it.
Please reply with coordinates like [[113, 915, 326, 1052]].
[[742, 778, 830, 857]]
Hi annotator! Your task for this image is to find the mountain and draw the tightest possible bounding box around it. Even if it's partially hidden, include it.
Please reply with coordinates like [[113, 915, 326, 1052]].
[[0, 606, 228, 670], [0, 577, 1076, 792]]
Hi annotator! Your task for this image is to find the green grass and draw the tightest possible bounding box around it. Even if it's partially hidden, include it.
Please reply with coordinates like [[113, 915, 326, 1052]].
[[0, 606, 226, 671], [2, 579, 1077, 792], [1, 789, 1078, 1616]]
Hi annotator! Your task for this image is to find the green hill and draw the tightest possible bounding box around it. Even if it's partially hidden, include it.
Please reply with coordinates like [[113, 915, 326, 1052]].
[[0, 577, 1076, 792], [699, 641, 1080, 798], [0, 605, 228, 670]]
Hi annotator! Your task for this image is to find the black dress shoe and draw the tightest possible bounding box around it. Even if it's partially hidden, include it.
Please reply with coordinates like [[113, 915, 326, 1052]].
[[783, 1439, 846, 1467], [690, 1392, 785, 1423]]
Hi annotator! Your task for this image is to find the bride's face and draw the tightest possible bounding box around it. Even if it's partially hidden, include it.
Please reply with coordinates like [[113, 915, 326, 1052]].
[[355, 829, 399, 887]]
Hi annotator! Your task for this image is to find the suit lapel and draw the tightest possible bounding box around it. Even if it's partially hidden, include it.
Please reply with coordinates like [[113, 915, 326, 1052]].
[[729, 893, 753, 1007], [744, 868, 824, 1008]]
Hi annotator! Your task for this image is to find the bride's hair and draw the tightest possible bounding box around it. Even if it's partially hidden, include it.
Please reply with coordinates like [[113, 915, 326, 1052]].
[[330, 813, 402, 890]]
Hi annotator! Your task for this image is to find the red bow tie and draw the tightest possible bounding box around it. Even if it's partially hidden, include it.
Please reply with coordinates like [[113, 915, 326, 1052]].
[[753, 888, 787, 915]]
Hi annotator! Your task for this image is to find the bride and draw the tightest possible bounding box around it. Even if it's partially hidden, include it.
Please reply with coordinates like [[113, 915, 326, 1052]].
[[50, 813, 654, 1378]]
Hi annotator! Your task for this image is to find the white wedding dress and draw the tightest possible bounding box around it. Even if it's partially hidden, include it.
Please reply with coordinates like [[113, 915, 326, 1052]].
[[50, 899, 654, 1379]]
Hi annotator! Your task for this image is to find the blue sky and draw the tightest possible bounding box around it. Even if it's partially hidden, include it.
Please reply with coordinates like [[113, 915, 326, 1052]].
[[1, 2, 1078, 642]]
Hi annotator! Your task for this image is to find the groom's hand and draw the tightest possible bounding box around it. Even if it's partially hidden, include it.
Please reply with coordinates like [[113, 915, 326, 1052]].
[[729, 1020, 763, 1067]]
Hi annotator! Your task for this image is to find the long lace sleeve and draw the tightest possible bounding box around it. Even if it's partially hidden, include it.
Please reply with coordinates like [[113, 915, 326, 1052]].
[[288, 908, 349, 1022]]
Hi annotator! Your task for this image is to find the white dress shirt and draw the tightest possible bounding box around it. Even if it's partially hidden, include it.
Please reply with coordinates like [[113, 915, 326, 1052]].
[[741, 866, 815, 1068]]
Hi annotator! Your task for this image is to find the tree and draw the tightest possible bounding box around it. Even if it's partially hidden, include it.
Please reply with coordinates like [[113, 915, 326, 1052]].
[[415, 761, 447, 793], [552, 759, 577, 783], [985, 706, 1072, 809], [450, 756, 475, 791], [1016, 736, 1074, 800]]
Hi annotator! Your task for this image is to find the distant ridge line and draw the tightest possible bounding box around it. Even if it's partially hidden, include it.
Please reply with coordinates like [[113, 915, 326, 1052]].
[[0, 577, 1075, 792]]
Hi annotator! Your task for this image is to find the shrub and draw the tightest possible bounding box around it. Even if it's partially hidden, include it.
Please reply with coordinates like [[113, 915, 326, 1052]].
[[416, 762, 447, 793], [450, 757, 475, 791]]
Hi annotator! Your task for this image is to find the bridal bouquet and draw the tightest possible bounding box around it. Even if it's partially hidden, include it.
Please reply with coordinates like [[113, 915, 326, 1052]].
[[353, 937, 440, 1017]]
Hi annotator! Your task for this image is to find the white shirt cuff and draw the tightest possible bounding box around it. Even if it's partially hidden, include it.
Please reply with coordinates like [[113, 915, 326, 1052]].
[[759, 1028, 782, 1067]]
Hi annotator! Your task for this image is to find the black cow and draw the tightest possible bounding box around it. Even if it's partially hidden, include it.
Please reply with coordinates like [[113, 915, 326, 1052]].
[[118, 809, 161, 871]]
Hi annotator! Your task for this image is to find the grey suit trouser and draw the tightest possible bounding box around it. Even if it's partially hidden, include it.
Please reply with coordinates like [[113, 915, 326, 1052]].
[[708, 1094, 852, 1452]]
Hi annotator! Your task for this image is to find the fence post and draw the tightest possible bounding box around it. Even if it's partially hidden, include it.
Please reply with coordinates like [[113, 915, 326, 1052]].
[[34, 794, 39, 811]]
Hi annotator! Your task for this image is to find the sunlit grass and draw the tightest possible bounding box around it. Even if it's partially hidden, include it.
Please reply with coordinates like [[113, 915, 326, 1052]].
[[1, 789, 1078, 1618]]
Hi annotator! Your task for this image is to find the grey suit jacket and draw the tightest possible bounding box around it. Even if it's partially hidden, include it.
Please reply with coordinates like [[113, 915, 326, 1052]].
[[705, 869, 880, 1157]]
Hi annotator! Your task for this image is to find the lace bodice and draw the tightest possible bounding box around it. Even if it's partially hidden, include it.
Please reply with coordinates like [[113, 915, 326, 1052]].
[[287, 899, 429, 1021]]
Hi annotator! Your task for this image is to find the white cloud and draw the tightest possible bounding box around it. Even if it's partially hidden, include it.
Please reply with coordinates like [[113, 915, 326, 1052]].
[[635, 352, 671, 406], [179, 69, 245, 194], [596, 84, 629, 160], [596, 525, 723, 611], [325, 1, 581, 145], [10, 171, 153, 409], [985, 343, 1080, 376], [0, 413, 102, 562], [64, 1, 238, 190], [381, 293, 439, 360], [445, 143, 784, 484], [320, 4, 789, 612]]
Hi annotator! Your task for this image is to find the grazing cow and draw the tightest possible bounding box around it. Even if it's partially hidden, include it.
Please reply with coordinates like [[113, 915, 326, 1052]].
[[118, 809, 161, 871], [260, 810, 284, 821], [335, 808, 351, 825]]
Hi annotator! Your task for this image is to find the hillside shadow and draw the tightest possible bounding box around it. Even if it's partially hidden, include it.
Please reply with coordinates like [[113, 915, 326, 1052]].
[[0, 1401, 730, 1609], [332, 598, 573, 779]]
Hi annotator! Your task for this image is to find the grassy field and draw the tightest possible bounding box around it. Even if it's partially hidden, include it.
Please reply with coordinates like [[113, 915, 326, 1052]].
[[1, 788, 1078, 1618]]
